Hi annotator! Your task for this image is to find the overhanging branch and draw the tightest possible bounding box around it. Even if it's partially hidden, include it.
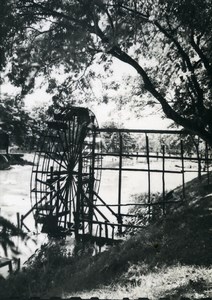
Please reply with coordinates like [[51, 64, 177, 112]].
[[107, 45, 210, 140], [190, 34, 212, 84], [154, 21, 204, 114]]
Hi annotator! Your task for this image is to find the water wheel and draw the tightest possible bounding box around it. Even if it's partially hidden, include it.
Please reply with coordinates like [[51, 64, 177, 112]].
[[30, 106, 102, 237]]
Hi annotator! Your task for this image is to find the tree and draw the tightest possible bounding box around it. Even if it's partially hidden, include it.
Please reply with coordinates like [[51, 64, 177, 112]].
[[2, 0, 212, 145], [0, 95, 32, 147], [101, 121, 138, 153]]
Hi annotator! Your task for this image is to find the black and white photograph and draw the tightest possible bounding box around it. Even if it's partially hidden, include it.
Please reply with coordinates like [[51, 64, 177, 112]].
[[0, 0, 211, 299]]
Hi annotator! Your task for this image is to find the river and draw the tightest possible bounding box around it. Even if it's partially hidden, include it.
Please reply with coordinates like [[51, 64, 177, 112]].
[[0, 153, 199, 277]]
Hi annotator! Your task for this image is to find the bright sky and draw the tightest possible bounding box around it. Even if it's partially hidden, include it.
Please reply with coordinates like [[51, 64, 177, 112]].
[[1, 57, 172, 130], [90, 102, 171, 129], [89, 58, 172, 129]]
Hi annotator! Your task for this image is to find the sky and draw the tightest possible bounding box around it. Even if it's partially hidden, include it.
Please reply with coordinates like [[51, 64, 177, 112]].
[[1, 57, 172, 130], [93, 58, 172, 129]]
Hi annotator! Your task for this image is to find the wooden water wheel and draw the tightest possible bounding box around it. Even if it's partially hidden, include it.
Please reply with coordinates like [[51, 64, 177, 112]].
[[30, 106, 102, 237]]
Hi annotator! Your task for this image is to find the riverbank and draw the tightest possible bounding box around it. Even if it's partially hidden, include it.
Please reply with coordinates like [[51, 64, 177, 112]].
[[0, 153, 34, 171], [0, 172, 211, 298]]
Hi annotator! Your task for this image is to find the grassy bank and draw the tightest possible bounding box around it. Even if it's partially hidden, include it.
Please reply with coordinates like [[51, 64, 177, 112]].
[[0, 173, 211, 298]]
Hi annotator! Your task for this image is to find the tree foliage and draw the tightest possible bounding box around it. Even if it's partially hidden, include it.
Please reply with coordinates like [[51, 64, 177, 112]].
[[0, 95, 32, 147], [1, 0, 212, 145], [101, 121, 137, 152]]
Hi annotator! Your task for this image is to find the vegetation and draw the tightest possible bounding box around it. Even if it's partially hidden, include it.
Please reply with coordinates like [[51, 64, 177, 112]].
[[0, 216, 29, 257], [1, 0, 212, 145], [0, 2, 211, 297], [0, 173, 211, 298], [0, 96, 54, 150], [101, 121, 138, 153], [0, 96, 30, 147]]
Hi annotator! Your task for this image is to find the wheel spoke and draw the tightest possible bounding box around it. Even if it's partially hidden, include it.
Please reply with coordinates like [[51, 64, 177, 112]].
[[44, 152, 67, 169], [30, 107, 102, 237]]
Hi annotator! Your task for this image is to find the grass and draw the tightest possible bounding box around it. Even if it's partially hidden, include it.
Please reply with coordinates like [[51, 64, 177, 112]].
[[67, 265, 212, 299], [0, 173, 211, 298]]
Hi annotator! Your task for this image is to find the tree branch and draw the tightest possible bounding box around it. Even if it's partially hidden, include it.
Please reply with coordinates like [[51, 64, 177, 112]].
[[105, 3, 206, 118], [107, 45, 212, 144], [111, 3, 149, 21], [108, 47, 185, 121], [154, 20, 205, 116], [23, 26, 55, 35], [190, 33, 212, 84], [20, 0, 93, 32], [93, 0, 115, 34]]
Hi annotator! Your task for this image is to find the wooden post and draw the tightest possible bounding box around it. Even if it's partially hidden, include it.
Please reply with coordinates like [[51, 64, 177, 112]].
[[20, 214, 23, 228], [56, 179, 60, 227], [64, 188, 68, 230], [105, 221, 108, 239], [99, 223, 102, 238], [146, 134, 151, 218], [50, 166, 53, 209], [17, 258, 21, 271], [6, 133, 9, 155], [20, 215, 30, 232], [180, 140, 185, 199], [88, 129, 96, 236], [162, 144, 165, 214], [75, 144, 83, 241], [16, 212, 20, 229], [118, 133, 123, 233], [99, 223, 102, 252], [112, 225, 114, 240], [206, 142, 210, 184], [8, 260, 12, 273]]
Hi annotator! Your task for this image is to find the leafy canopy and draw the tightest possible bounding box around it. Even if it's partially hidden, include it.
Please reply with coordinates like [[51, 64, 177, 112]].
[[0, 95, 32, 146], [2, 0, 212, 145]]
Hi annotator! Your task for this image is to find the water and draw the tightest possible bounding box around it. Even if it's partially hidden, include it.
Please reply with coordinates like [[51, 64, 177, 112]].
[[0, 154, 48, 277], [0, 154, 199, 277], [98, 156, 198, 217]]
